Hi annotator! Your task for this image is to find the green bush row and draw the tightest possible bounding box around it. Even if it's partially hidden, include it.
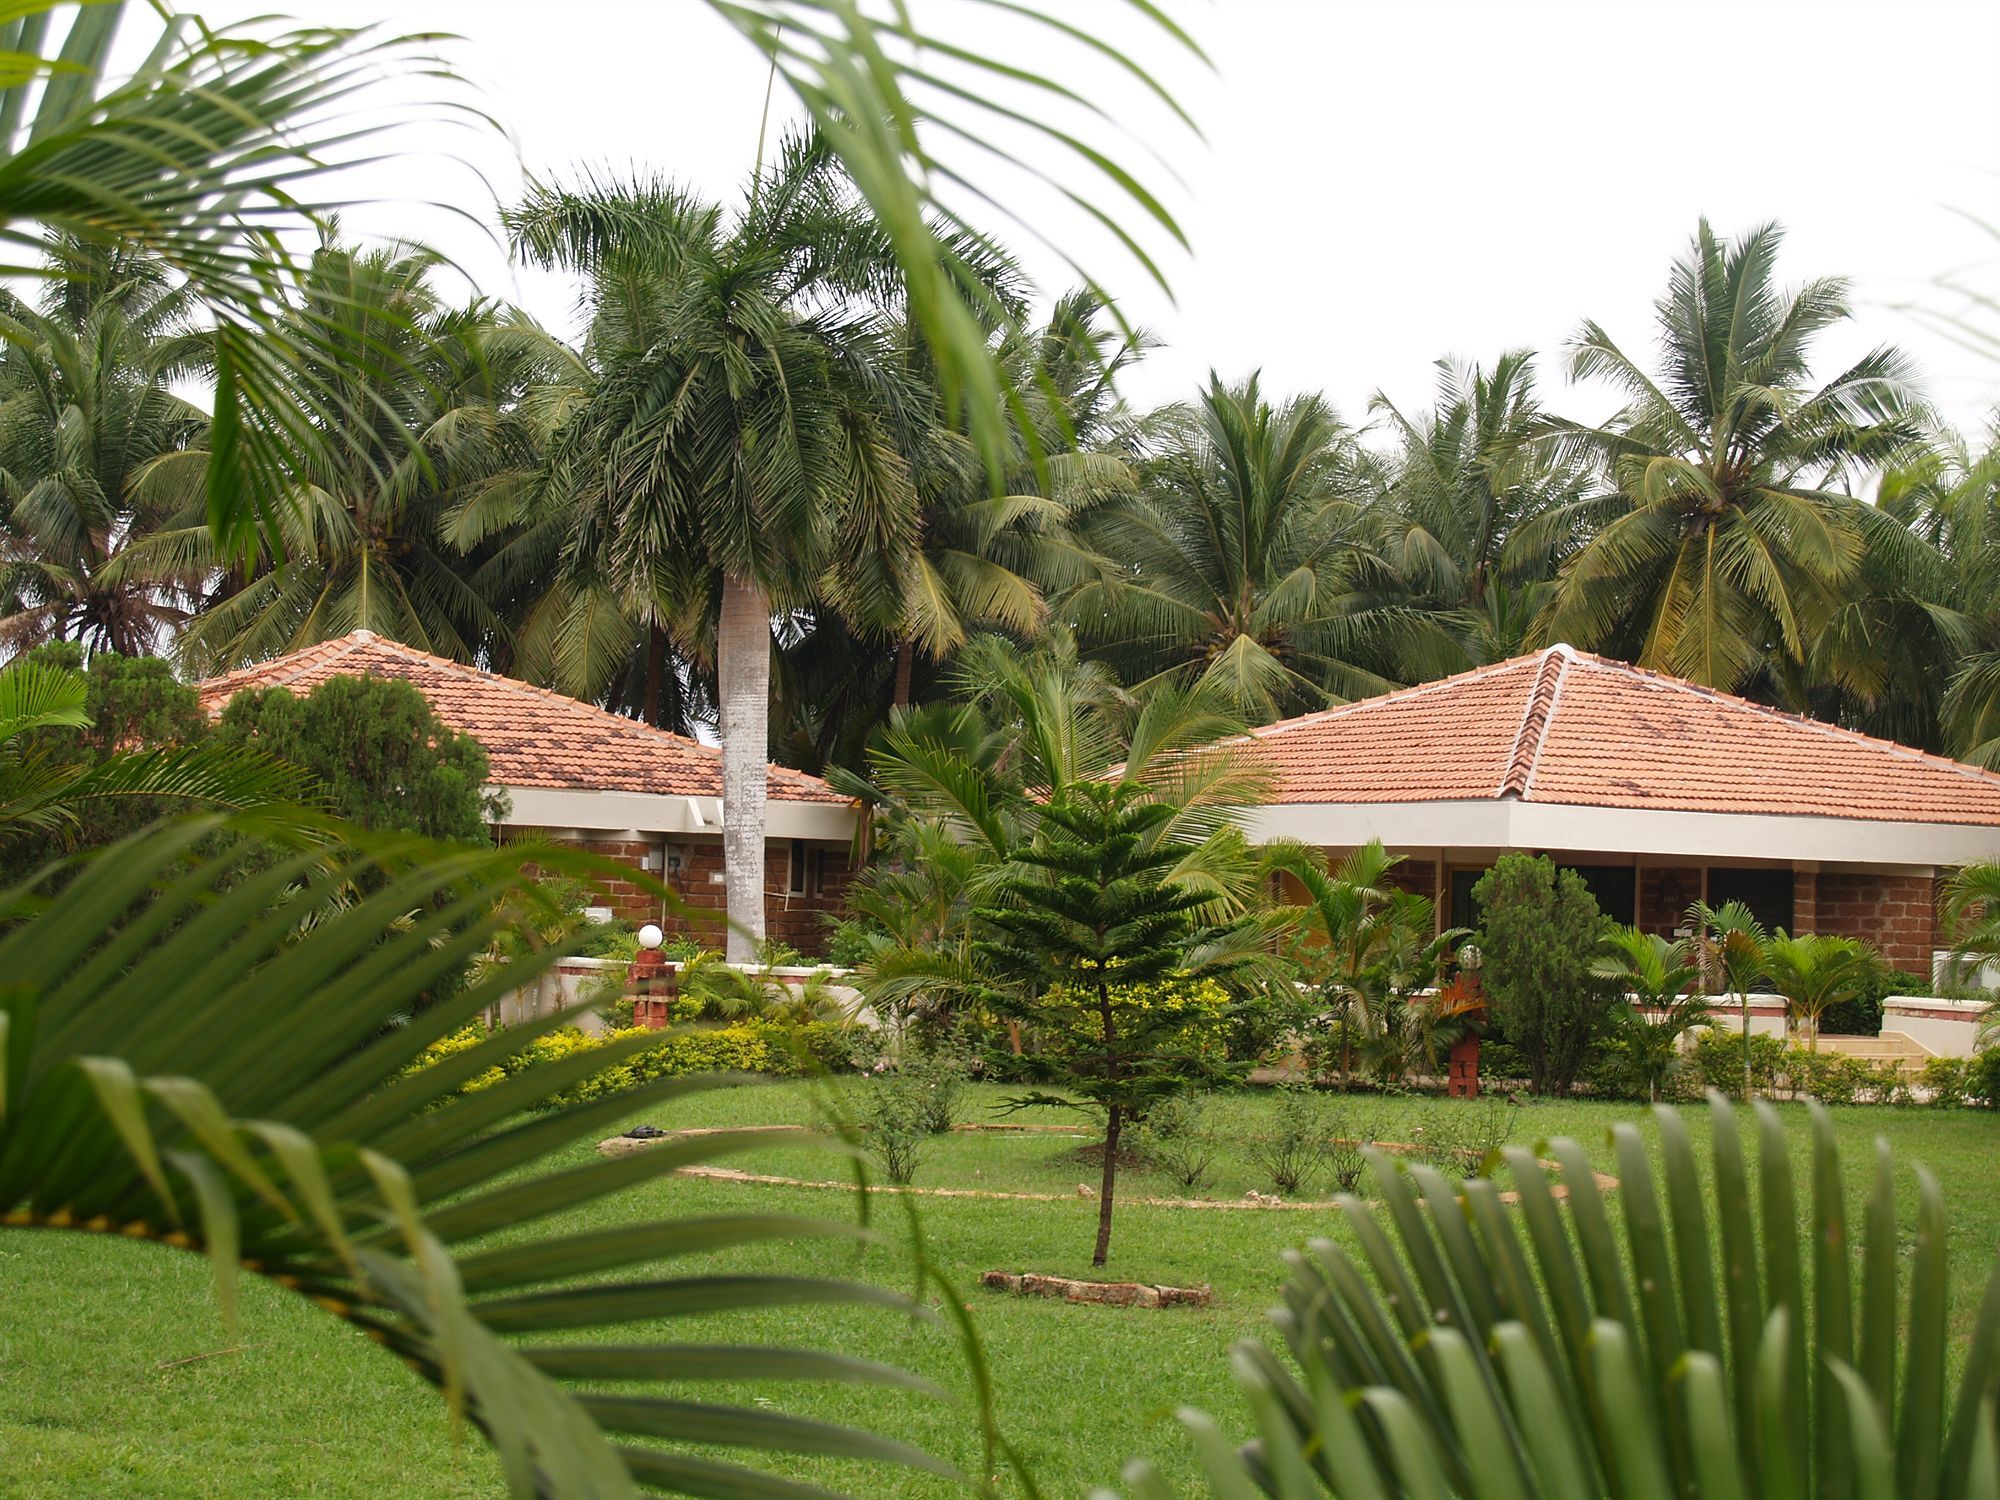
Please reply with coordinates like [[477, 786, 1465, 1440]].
[[1685, 1028, 2000, 1107]]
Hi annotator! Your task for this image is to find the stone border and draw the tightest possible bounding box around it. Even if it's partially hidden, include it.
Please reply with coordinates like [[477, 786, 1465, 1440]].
[[979, 1270, 1212, 1308], [598, 1126, 1617, 1206]]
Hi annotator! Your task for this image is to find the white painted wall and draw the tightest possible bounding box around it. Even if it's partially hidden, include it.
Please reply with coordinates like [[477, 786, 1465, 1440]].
[[1883, 996, 1990, 1058]]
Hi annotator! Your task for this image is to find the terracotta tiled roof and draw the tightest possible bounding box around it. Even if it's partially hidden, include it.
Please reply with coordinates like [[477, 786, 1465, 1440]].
[[1245, 645, 2000, 826], [195, 631, 847, 805]]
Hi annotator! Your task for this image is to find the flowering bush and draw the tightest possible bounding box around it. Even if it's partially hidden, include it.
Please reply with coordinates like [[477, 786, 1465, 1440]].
[[1031, 976, 1235, 1069], [406, 1018, 858, 1110]]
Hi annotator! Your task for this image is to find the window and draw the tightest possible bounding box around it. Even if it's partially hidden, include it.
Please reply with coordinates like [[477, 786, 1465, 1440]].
[[1557, 864, 1637, 926], [1451, 861, 1636, 930], [1450, 869, 1484, 934], [1705, 866, 1794, 934], [788, 840, 826, 898]]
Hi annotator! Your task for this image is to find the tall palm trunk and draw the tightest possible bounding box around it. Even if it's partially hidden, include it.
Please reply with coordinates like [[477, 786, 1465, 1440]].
[[642, 622, 667, 726], [892, 636, 915, 710], [717, 573, 771, 963]]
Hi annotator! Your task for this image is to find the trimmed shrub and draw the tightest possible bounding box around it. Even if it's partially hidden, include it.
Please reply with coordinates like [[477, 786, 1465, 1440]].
[[1920, 1056, 1973, 1107], [1821, 965, 1929, 1038], [1471, 854, 1612, 1095], [1972, 1048, 2000, 1109], [1693, 1027, 1787, 1095], [216, 675, 502, 841]]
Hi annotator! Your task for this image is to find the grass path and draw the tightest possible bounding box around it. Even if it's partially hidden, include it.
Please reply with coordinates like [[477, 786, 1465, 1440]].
[[2, 1083, 1996, 1497]]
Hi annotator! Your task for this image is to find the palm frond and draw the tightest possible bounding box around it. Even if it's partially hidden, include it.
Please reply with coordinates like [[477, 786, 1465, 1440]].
[[2, 815, 958, 1497], [1117, 1097, 2000, 1500]]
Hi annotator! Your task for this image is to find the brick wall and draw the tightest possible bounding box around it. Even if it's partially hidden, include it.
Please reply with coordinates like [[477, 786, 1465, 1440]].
[[1815, 871, 1936, 974], [1379, 854, 1439, 901], [1638, 866, 1702, 937], [508, 829, 853, 957]]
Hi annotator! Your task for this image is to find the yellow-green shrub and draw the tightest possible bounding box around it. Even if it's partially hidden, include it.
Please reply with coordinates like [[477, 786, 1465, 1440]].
[[406, 1018, 859, 1110], [1033, 976, 1234, 1067]]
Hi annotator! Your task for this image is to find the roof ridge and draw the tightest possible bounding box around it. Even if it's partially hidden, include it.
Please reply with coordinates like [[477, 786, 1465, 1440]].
[[222, 635, 369, 696], [1499, 647, 1570, 798], [1248, 652, 1546, 739]]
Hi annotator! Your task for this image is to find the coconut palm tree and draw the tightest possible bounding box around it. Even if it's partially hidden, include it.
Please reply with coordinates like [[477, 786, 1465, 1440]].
[[506, 132, 930, 961], [0, 237, 209, 656], [1592, 925, 1708, 1101], [1802, 433, 1976, 749], [0, 6, 470, 553], [161, 243, 555, 673], [1874, 428, 2000, 762], [1063, 374, 1409, 720], [882, 290, 1143, 711], [765, 291, 1141, 774], [1539, 220, 1925, 694], [1370, 352, 1605, 674]]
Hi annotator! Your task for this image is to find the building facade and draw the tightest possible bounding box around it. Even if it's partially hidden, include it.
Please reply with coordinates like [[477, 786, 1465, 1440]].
[[1239, 645, 2000, 975], [197, 631, 859, 956]]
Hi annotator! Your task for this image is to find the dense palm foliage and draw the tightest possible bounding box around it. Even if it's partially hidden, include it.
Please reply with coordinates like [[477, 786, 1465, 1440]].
[[166, 243, 553, 673], [0, 238, 209, 655], [3, 818, 959, 1498], [1066, 375, 1403, 718], [1539, 220, 1926, 695], [1124, 1098, 2000, 1500], [12, 214, 2000, 782]]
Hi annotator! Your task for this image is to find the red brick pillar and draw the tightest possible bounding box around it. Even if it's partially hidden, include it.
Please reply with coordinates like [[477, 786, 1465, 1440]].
[[1794, 866, 1818, 935], [629, 946, 677, 1029], [1448, 1034, 1481, 1099]]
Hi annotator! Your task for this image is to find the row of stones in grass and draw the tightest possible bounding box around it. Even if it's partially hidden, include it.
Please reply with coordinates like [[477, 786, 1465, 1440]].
[[597, 1124, 1618, 1208]]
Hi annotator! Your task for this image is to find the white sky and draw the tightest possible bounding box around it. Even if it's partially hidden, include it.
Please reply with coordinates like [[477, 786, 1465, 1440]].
[[284, 0, 2000, 440]]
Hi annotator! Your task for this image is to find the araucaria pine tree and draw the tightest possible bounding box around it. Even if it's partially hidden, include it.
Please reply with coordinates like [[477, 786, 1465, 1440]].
[[973, 779, 1257, 1267]]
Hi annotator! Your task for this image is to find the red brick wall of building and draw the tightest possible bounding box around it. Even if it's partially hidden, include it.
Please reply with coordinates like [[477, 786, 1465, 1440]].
[[1814, 871, 1936, 974], [1379, 855, 1439, 901], [1638, 866, 1703, 937], [508, 830, 853, 957]]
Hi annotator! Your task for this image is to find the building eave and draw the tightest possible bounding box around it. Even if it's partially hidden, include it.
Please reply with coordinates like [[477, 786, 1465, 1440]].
[[496, 784, 856, 842], [1232, 798, 2000, 869]]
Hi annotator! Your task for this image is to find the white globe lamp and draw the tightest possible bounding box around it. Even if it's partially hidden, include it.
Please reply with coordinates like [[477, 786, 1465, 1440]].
[[637, 923, 664, 951]]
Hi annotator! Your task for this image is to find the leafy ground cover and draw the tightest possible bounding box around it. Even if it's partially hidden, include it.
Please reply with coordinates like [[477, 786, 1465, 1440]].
[[2, 1082, 1995, 1497]]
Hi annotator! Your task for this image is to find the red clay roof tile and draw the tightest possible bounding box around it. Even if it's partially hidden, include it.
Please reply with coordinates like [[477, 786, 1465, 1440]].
[[195, 631, 846, 806], [1245, 645, 2000, 826]]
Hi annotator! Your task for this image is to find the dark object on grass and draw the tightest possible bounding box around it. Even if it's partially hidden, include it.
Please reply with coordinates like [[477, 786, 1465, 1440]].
[[622, 1124, 669, 1139]]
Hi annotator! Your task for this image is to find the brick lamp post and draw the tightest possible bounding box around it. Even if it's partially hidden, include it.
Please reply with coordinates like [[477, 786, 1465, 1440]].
[[1445, 941, 1486, 1100], [629, 923, 677, 1029]]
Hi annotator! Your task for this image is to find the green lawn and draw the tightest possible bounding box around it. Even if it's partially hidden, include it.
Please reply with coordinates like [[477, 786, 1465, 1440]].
[[2, 1083, 1996, 1497]]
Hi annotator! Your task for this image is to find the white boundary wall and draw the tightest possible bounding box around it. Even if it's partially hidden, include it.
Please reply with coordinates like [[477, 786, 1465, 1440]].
[[1883, 996, 1988, 1058], [490, 958, 862, 1034]]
